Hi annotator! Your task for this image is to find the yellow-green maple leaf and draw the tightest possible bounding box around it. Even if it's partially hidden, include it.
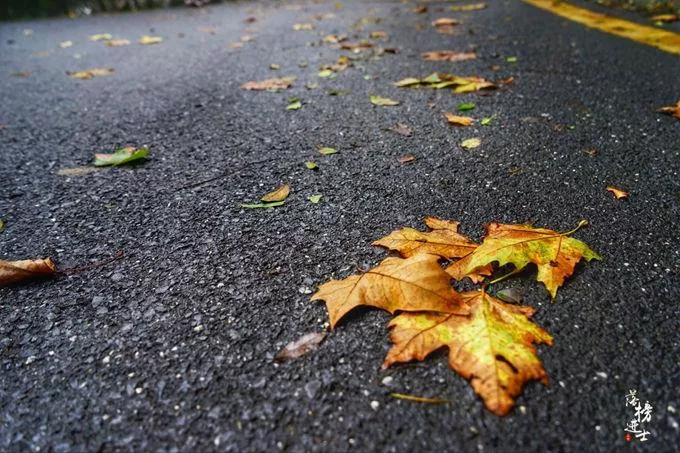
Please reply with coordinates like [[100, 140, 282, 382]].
[[383, 290, 553, 416], [312, 254, 468, 329], [447, 221, 601, 298]]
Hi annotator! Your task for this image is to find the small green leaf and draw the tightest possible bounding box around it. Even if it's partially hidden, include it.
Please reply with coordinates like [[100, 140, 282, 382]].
[[318, 69, 334, 78], [318, 147, 337, 155], [240, 201, 285, 209], [305, 82, 319, 89], [481, 117, 493, 126], [0, 219, 4, 232], [305, 161, 319, 170], [506, 56, 517, 63], [287, 98, 302, 110], [461, 137, 481, 149], [370, 95, 400, 106], [364, 75, 374, 80], [270, 63, 280, 70], [568, 125, 576, 130], [94, 146, 149, 167], [457, 103, 475, 111], [328, 89, 350, 96], [308, 194, 322, 204]]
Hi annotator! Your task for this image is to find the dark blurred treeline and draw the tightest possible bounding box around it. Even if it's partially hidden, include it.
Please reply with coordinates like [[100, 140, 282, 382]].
[[2, 0, 213, 21]]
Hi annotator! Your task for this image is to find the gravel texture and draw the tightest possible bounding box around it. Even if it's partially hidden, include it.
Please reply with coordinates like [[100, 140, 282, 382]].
[[1, 0, 679, 451]]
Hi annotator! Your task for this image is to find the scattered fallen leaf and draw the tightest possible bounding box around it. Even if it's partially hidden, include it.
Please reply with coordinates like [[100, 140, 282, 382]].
[[453, 76, 496, 93], [651, 14, 678, 23], [322, 34, 348, 43], [432, 18, 459, 26], [274, 332, 326, 362], [11, 71, 31, 77], [389, 123, 413, 136], [68, 68, 114, 79], [340, 41, 374, 51], [56, 167, 97, 176], [481, 117, 493, 126], [460, 137, 481, 149], [306, 82, 319, 89], [308, 194, 322, 204], [583, 148, 598, 156], [318, 69, 334, 78], [606, 186, 629, 199], [59, 40, 73, 48], [139, 35, 163, 45], [495, 287, 524, 304], [94, 146, 149, 167], [657, 100, 680, 119], [435, 24, 457, 34], [328, 89, 350, 96], [229, 42, 244, 49], [241, 35, 256, 42], [509, 166, 521, 175], [457, 103, 476, 111], [244, 16, 258, 23], [240, 201, 285, 209], [89, 33, 112, 41], [383, 290, 553, 416], [370, 95, 400, 106], [106, 39, 130, 47], [448, 221, 601, 299], [506, 56, 518, 63], [261, 183, 290, 202], [394, 72, 496, 94], [241, 76, 295, 91], [270, 63, 280, 70], [23, 29, 34, 36], [450, 3, 487, 11], [286, 98, 302, 110], [370, 31, 388, 39], [398, 154, 417, 164], [0, 258, 56, 286], [0, 219, 4, 232], [293, 23, 315, 31], [393, 77, 422, 87], [312, 254, 468, 328], [422, 51, 476, 62], [445, 113, 474, 126], [389, 393, 448, 404], [318, 147, 338, 155], [412, 5, 428, 14], [305, 161, 319, 170]]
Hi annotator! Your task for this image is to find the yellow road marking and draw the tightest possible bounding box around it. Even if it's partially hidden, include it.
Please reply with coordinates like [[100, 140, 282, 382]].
[[521, 0, 680, 55]]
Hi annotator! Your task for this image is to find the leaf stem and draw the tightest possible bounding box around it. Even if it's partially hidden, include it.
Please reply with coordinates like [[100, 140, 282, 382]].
[[562, 219, 589, 236], [487, 268, 524, 286]]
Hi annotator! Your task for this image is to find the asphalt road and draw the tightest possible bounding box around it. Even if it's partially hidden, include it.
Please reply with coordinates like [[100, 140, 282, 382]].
[[1, 0, 679, 451]]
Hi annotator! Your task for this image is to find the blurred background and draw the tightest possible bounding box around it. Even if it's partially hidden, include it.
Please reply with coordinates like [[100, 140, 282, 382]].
[[1, 0, 679, 22]]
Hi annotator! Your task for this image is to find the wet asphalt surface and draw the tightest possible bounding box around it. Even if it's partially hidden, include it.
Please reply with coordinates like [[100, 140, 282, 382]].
[[1, 0, 679, 451]]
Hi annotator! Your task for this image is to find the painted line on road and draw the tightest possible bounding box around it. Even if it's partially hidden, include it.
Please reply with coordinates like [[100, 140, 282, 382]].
[[521, 0, 680, 55]]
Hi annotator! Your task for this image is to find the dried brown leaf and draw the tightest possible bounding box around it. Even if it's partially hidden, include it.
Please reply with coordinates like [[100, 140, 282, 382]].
[[0, 258, 56, 286], [274, 332, 326, 362]]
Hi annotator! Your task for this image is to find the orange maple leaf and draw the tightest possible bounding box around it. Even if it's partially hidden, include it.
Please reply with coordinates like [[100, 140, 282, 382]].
[[374, 217, 492, 283], [312, 254, 468, 328]]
